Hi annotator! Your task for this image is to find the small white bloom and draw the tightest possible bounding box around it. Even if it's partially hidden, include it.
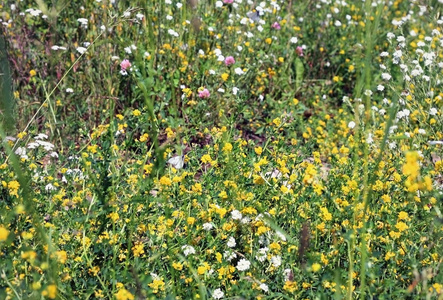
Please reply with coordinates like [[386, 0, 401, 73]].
[[203, 223, 214, 231], [212, 288, 224, 299], [76, 47, 87, 54], [215, 1, 223, 8], [234, 67, 244, 75], [429, 107, 438, 116], [227, 237, 236, 248], [232, 87, 239, 95], [260, 283, 269, 292], [271, 255, 282, 268], [348, 121, 356, 129], [381, 73, 392, 80], [231, 210, 242, 220], [236, 258, 251, 271], [182, 245, 196, 256], [290, 37, 298, 44]]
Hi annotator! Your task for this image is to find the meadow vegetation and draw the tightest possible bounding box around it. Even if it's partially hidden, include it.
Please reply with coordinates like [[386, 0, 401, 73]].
[[0, 0, 443, 299]]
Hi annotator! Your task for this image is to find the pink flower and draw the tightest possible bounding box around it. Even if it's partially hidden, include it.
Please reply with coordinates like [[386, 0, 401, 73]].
[[198, 88, 210, 99], [271, 22, 281, 30], [224, 56, 235, 66], [223, 0, 233, 3], [296, 46, 304, 57], [120, 59, 131, 70]]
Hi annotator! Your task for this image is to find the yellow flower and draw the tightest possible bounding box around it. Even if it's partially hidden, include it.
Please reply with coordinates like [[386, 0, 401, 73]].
[[385, 251, 395, 261], [29, 69, 37, 77], [398, 211, 409, 220], [55, 250, 68, 264], [115, 288, 135, 300], [187, 217, 196, 225], [402, 151, 420, 180], [254, 147, 263, 155], [159, 176, 172, 186], [132, 243, 144, 257], [222, 142, 233, 153], [395, 221, 408, 232], [41, 284, 57, 299], [172, 262, 183, 270], [221, 73, 229, 81], [0, 226, 9, 241], [311, 263, 321, 272], [132, 109, 141, 116]]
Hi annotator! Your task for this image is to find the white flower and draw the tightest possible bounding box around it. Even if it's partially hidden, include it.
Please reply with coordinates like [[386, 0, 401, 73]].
[[45, 183, 56, 192], [366, 133, 374, 144], [231, 210, 242, 220], [380, 51, 389, 57], [377, 85, 385, 91], [223, 250, 237, 261], [76, 47, 87, 54], [381, 73, 392, 80], [334, 20, 342, 26], [418, 129, 426, 135], [176, 2, 182, 8], [168, 29, 179, 37], [66, 88, 74, 93], [271, 255, 281, 268], [429, 108, 438, 116], [234, 67, 244, 75], [255, 247, 268, 262], [203, 223, 214, 231], [275, 231, 286, 241], [136, 13, 144, 20], [259, 283, 269, 292], [35, 133, 48, 140], [227, 237, 236, 248], [236, 258, 251, 271], [215, 1, 223, 8], [182, 245, 196, 256], [348, 121, 356, 129], [212, 288, 224, 299], [232, 87, 239, 95], [290, 37, 298, 44]]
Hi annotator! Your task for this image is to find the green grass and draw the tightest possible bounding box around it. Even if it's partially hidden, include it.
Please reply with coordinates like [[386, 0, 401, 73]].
[[1, 0, 443, 299]]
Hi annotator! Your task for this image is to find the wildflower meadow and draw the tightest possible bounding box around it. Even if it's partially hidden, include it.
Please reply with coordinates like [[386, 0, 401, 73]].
[[1, 0, 443, 299]]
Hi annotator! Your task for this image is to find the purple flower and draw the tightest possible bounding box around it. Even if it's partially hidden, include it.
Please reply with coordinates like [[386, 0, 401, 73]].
[[198, 88, 210, 99], [296, 46, 304, 57], [224, 56, 235, 66], [120, 59, 131, 70], [271, 22, 281, 30]]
